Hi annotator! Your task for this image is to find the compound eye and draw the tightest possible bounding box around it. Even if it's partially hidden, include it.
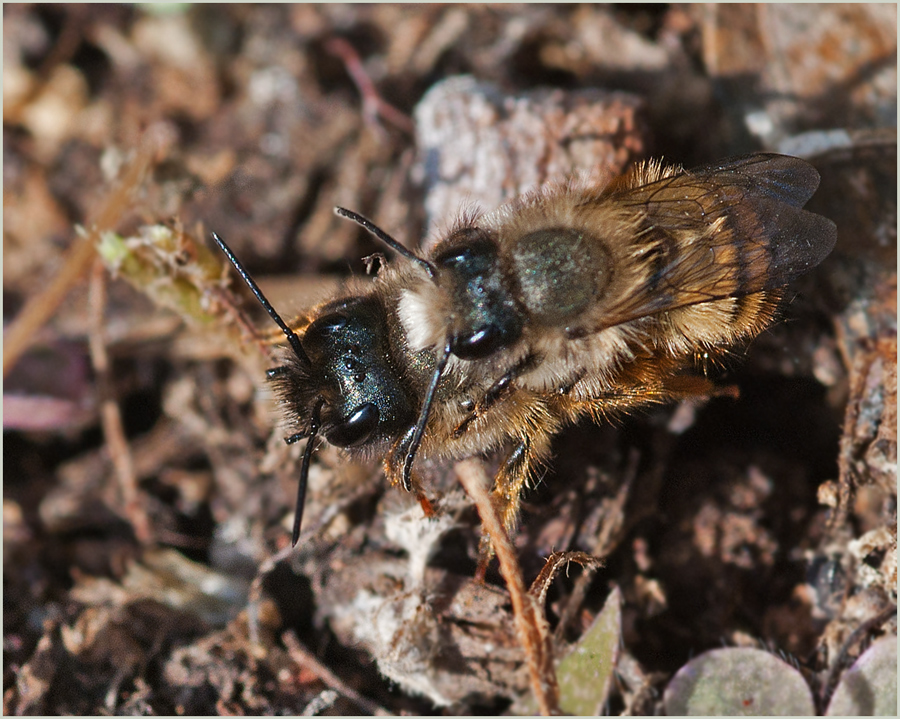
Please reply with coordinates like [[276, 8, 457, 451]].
[[451, 324, 506, 360], [325, 402, 379, 447]]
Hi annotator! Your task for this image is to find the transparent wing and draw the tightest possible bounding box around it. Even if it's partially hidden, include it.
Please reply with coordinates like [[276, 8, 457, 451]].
[[596, 153, 837, 323]]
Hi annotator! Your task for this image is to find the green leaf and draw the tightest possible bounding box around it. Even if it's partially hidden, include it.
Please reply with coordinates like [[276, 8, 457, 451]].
[[556, 586, 622, 716]]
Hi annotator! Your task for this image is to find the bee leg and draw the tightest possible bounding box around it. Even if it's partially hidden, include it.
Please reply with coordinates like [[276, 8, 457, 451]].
[[383, 425, 436, 517], [417, 493, 436, 518], [663, 374, 740, 400], [454, 354, 537, 438], [476, 427, 553, 576]]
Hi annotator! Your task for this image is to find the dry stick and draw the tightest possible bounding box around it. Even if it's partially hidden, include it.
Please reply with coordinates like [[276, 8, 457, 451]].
[[282, 630, 392, 716], [3, 129, 168, 377], [3, 7, 85, 124], [87, 259, 151, 543], [529, 551, 603, 609], [455, 458, 560, 716], [324, 37, 415, 135]]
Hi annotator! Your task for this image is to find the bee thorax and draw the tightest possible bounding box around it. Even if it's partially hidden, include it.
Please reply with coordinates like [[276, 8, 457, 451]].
[[399, 285, 448, 352]]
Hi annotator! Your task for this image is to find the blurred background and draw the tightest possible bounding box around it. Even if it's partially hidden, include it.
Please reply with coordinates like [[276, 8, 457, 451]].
[[4, 4, 896, 715]]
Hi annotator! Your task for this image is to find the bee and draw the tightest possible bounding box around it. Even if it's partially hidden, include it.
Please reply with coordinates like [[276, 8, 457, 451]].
[[213, 153, 837, 547]]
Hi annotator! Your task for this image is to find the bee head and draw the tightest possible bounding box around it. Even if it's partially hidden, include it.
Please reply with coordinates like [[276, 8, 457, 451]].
[[212, 233, 415, 545], [271, 296, 416, 449]]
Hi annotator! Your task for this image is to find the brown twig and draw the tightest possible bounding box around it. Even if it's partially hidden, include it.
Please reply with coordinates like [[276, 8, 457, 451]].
[[282, 630, 392, 716], [325, 37, 415, 135], [3, 127, 171, 377], [529, 551, 604, 608], [455, 458, 560, 716], [3, 6, 86, 124], [87, 259, 152, 544]]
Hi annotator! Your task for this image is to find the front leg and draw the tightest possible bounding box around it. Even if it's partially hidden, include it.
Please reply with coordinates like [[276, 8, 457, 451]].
[[384, 426, 435, 517]]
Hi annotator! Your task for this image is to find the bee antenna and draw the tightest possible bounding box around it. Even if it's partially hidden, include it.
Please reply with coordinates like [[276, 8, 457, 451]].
[[402, 339, 452, 491], [334, 207, 437, 279], [292, 399, 322, 546], [212, 232, 311, 367]]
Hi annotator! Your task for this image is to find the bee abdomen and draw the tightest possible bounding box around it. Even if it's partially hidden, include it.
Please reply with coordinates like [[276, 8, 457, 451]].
[[653, 291, 782, 355]]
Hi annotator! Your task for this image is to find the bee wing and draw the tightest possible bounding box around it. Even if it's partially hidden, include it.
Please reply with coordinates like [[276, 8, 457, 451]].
[[598, 153, 837, 325]]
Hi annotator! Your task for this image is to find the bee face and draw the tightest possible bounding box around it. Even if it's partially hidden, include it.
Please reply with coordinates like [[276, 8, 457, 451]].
[[272, 296, 418, 448], [215, 153, 837, 547]]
